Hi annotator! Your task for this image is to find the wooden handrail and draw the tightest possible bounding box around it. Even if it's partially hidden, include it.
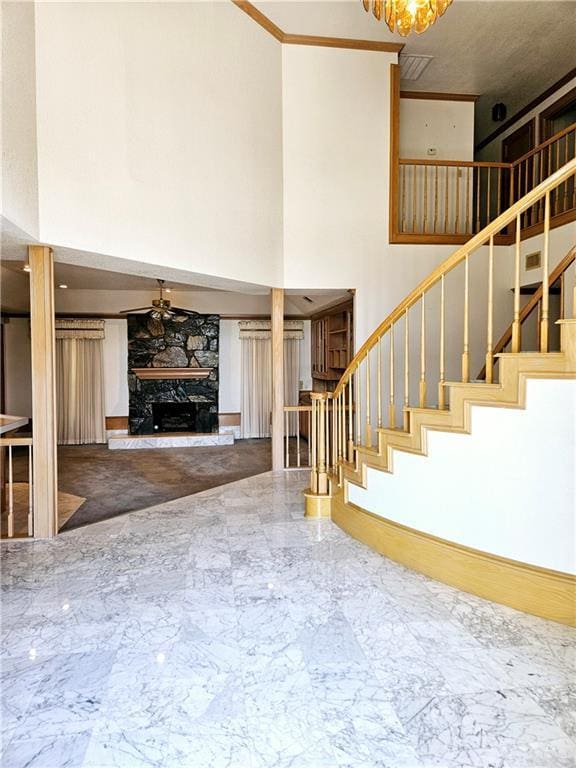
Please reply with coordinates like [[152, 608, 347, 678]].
[[283, 405, 312, 412], [399, 123, 575, 172], [512, 121, 576, 168], [335, 157, 576, 396], [477, 245, 576, 379], [0, 437, 33, 447], [399, 158, 510, 169]]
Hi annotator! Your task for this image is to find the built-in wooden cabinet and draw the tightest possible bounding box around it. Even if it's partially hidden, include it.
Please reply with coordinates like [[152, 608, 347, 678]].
[[311, 301, 353, 391]]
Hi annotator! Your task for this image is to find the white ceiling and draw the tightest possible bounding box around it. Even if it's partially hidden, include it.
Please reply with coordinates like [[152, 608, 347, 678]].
[[254, 0, 576, 144], [0, 261, 349, 315]]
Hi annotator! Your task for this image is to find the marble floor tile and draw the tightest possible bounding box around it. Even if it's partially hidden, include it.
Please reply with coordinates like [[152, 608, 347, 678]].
[[0, 730, 92, 768], [527, 685, 576, 741], [82, 725, 169, 768], [401, 689, 570, 767], [2, 470, 575, 768], [247, 713, 337, 768]]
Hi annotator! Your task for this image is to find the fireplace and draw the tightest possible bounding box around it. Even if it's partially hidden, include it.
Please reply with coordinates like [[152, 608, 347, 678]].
[[152, 402, 218, 434]]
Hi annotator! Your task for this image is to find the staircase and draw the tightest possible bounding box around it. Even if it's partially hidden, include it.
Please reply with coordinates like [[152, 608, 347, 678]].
[[304, 158, 576, 627]]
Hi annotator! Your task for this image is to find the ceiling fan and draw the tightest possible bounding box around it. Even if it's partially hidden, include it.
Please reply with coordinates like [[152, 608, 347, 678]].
[[120, 279, 196, 319]]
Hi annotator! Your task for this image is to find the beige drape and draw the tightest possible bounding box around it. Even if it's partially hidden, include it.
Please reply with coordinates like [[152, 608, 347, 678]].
[[283, 338, 300, 436], [241, 337, 273, 438], [56, 338, 106, 444], [240, 336, 301, 439]]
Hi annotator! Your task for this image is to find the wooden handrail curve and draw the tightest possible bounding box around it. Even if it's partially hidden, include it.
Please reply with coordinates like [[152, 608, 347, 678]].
[[476, 245, 576, 380], [334, 157, 576, 396]]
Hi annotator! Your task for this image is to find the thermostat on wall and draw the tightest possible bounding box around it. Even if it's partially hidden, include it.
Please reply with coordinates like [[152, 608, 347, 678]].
[[427, 148, 437, 156]]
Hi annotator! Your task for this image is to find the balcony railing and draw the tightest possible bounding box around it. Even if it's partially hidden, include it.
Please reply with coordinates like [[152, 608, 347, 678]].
[[392, 123, 576, 245]]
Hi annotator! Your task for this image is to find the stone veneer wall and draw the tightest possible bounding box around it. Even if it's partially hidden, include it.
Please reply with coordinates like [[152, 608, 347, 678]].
[[127, 313, 219, 435]]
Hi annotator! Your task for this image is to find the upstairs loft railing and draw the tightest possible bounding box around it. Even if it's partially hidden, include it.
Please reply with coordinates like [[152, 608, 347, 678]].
[[308, 157, 576, 500], [393, 122, 576, 245]]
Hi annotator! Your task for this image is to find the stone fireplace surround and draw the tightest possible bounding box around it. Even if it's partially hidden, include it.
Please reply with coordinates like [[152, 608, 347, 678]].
[[127, 312, 220, 436]]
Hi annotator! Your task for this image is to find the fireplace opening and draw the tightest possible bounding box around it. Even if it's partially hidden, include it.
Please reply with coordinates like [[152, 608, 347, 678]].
[[152, 402, 217, 434]]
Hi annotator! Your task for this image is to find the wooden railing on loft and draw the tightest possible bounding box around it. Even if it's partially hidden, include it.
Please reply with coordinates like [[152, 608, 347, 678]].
[[513, 123, 576, 238], [391, 122, 576, 245], [0, 437, 34, 539], [396, 159, 512, 244], [306, 157, 576, 510]]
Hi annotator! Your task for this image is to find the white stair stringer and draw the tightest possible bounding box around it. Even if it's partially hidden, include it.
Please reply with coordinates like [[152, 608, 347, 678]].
[[346, 375, 576, 575]]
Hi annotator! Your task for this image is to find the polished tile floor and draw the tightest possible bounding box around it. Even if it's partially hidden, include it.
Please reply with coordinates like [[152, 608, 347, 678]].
[[1, 471, 575, 768]]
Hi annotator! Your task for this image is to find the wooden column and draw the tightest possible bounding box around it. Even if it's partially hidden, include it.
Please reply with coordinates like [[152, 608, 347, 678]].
[[29, 246, 58, 538], [271, 288, 284, 471]]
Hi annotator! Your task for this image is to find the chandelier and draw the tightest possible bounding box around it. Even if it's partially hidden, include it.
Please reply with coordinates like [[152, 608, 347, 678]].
[[362, 0, 453, 36]]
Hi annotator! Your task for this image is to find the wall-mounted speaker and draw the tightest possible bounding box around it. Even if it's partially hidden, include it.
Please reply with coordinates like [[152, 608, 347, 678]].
[[492, 103, 507, 123]]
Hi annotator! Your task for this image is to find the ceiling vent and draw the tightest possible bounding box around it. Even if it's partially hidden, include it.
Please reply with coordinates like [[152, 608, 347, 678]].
[[399, 54, 434, 81]]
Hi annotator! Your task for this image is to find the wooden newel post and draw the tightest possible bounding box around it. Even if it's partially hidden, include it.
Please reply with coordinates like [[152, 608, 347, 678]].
[[304, 392, 331, 518]]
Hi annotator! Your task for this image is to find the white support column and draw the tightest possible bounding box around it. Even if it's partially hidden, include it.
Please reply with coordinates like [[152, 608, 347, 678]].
[[29, 245, 58, 538], [271, 288, 284, 471]]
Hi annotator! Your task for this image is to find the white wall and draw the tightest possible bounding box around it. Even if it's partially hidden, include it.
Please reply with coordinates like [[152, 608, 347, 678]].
[[282, 47, 397, 345], [219, 319, 242, 414], [3, 317, 32, 417], [33, 1, 283, 288], [517, 222, 576, 295], [399, 98, 475, 161], [349, 378, 576, 574], [476, 76, 576, 163], [1, 0, 39, 237]]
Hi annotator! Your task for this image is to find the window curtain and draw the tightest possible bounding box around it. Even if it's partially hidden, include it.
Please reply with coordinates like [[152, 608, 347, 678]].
[[241, 337, 273, 438], [283, 338, 300, 437], [239, 321, 303, 439], [55, 322, 106, 444]]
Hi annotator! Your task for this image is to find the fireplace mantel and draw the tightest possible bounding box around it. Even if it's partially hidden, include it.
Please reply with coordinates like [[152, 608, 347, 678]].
[[132, 367, 212, 381]]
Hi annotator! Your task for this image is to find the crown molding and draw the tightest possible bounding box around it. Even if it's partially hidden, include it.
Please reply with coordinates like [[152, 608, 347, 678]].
[[401, 91, 479, 102], [232, 1, 404, 53], [232, 0, 284, 41]]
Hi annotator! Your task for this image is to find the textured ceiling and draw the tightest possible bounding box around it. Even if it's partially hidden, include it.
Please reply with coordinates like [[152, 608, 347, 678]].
[[254, 0, 576, 144]]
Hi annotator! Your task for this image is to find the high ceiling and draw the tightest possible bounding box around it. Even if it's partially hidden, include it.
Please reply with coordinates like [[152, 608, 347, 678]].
[[254, 0, 576, 145]]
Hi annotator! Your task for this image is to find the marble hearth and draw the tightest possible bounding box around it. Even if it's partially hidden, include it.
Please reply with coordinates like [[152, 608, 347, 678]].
[[107, 431, 234, 450]]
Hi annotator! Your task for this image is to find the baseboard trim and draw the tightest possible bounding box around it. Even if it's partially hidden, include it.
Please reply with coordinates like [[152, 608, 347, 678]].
[[332, 493, 576, 627], [105, 416, 129, 430]]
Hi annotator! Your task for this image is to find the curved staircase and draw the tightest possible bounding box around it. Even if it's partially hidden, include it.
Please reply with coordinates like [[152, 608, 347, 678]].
[[304, 158, 576, 627]]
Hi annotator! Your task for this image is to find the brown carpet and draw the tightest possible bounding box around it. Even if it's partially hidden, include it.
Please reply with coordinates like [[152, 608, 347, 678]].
[[11, 437, 308, 531], [56, 438, 274, 530], [50, 440, 272, 530]]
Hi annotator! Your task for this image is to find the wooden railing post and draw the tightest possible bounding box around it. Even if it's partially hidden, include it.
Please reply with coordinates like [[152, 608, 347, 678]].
[[29, 245, 58, 539], [512, 214, 522, 352], [305, 392, 331, 518], [540, 192, 550, 351], [485, 236, 495, 383]]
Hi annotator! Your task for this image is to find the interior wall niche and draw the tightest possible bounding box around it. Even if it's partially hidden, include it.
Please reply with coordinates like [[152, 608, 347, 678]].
[[127, 313, 219, 435]]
